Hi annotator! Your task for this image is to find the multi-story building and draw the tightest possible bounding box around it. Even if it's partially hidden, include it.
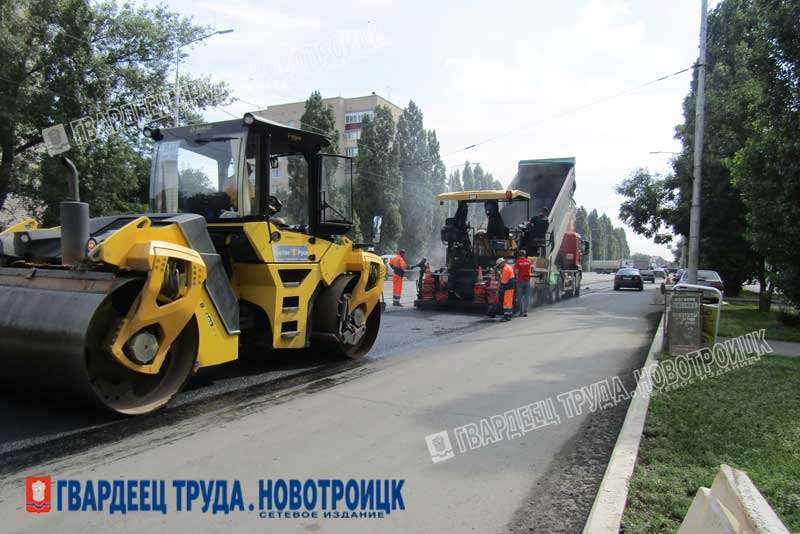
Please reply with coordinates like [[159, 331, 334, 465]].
[[256, 93, 403, 191]]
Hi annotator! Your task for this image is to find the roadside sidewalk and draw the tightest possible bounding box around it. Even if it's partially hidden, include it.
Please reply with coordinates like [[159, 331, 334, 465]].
[[718, 336, 800, 356]]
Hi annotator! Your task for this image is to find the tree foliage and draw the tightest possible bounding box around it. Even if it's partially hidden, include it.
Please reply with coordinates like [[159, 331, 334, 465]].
[[614, 0, 798, 300], [354, 106, 402, 252], [0, 0, 230, 224], [584, 206, 630, 261], [727, 0, 800, 304], [396, 100, 431, 259], [616, 168, 675, 244], [447, 168, 462, 192]]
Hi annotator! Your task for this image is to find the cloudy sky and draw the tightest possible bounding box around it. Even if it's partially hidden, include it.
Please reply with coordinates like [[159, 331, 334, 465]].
[[163, 0, 713, 258]]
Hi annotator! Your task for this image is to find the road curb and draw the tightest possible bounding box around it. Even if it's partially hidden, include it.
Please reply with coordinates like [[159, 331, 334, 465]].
[[582, 312, 665, 533]]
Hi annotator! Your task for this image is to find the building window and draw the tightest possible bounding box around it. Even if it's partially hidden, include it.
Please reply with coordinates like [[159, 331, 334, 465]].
[[344, 130, 361, 141], [345, 111, 373, 124], [271, 168, 281, 178], [345, 147, 358, 157]]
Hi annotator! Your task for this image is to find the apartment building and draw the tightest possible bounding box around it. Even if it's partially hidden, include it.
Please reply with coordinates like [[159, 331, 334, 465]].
[[259, 92, 402, 157]]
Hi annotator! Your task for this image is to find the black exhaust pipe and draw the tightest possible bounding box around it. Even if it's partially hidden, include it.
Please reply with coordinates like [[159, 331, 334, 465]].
[[59, 156, 89, 265]]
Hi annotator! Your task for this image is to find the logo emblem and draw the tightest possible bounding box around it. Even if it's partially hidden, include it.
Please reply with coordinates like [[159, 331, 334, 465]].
[[425, 431, 455, 463], [41, 124, 71, 156], [26, 477, 51, 513]]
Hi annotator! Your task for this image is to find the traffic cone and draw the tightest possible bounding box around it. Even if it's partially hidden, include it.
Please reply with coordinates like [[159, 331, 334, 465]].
[[422, 262, 435, 301], [474, 266, 486, 303]]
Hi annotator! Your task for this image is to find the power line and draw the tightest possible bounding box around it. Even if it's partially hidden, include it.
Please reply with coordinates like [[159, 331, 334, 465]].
[[442, 64, 695, 159], [220, 64, 695, 191]]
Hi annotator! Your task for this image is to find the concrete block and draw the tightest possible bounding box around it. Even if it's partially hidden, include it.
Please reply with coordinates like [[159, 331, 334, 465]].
[[677, 464, 789, 534], [678, 487, 739, 534]]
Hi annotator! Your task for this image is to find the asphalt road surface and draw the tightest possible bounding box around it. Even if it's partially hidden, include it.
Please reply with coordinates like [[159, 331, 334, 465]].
[[0, 274, 662, 533]]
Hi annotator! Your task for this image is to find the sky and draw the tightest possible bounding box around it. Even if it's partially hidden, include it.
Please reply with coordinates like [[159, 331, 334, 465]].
[[160, 0, 716, 259]]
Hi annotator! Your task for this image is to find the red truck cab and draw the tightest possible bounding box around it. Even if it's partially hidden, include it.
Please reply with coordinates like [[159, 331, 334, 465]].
[[558, 231, 589, 271]]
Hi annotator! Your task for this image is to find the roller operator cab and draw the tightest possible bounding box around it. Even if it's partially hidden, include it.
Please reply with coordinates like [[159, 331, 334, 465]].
[[0, 114, 386, 415]]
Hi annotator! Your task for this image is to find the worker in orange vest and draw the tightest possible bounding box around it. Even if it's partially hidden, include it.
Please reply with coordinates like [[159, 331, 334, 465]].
[[514, 249, 532, 317], [388, 249, 425, 306], [496, 257, 515, 321]]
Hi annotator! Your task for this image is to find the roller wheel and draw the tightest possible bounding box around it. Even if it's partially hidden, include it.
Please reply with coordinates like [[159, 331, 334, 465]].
[[315, 275, 381, 360], [86, 288, 199, 415]]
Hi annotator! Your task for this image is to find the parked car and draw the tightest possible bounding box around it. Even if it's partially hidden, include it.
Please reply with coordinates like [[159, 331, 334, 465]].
[[614, 268, 644, 291], [640, 267, 655, 283], [678, 269, 724, 301], [671, 268, 686, 284]]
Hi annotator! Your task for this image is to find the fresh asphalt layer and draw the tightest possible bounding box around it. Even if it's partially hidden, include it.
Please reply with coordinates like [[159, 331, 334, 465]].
[[0, 274, 612, 456], [0, 274, 659, 533]]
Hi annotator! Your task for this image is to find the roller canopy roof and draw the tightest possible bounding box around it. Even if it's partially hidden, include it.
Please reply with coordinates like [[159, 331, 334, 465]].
[[436, 190, 530, 202]]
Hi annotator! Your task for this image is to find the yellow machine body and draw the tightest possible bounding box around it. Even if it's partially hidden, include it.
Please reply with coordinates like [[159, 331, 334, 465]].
[[0, 115, 385, 415]]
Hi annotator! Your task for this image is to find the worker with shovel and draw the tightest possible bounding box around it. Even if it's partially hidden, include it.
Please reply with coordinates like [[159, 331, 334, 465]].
[[389, 249, 425, 306], [496, 257, 516, 321]]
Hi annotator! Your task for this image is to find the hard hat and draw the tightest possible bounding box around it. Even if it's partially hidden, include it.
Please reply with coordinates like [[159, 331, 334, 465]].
[[495, 257, 505, 266]]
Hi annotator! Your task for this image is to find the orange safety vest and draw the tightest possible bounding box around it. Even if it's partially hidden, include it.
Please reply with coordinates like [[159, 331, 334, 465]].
[[389, 255, 407, 272], [389, 255, 408, 297], [500, 263, 514, 284], [500, 263, 515, 311]]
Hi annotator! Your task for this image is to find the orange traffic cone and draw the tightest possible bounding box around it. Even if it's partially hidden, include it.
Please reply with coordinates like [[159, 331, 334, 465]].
[[474, 266, 486, 303], [422, 263, 435, 301]]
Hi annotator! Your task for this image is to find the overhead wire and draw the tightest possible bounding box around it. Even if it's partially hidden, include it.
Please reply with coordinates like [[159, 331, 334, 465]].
[[442, 64, 696, 160]]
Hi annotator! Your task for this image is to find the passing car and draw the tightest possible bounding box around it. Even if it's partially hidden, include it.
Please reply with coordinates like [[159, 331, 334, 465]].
[[678, 269, 724, 301], [653, 268, 667, 280], [640, 267, 655, 283], [614, 268, 644, 291]]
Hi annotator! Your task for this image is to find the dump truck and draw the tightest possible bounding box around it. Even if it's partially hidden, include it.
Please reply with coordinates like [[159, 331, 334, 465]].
[[592, 259, 622, 274], [415, 157, 589, 314], [0, 114, 385, 415]]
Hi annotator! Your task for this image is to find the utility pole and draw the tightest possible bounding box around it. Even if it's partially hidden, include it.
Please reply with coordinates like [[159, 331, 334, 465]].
[[174, 29, 234, 127], [687, 0, 708, 284]]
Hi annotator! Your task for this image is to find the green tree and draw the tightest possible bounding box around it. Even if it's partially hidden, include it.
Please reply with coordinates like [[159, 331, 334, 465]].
[[727, 0, 800, 306], [1, 0, 229, 224], [473, 163, 486, 189], [427, 130, 446, 196], [179, 165, 214, 197], [599, 214, 618, 259], [615, 227, 630, 259], [616, 168, 676, 244], [461, 161, 474, 190], [487, 172, 503, 190], [354, 106, 402, 252], [447, 168, 462, 192], [575, 205, 591, 250], [588, 209, 602, 260], [396, 100, 431, 259], [615, 1, 800, 298]]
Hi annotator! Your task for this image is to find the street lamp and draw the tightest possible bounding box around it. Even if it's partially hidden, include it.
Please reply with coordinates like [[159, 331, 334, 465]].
[[174, 29, 234, 127], [648, 151, 680, 155]]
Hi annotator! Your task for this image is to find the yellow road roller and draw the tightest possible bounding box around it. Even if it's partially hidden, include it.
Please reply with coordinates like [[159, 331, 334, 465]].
[[0, 114, 386, 415]]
